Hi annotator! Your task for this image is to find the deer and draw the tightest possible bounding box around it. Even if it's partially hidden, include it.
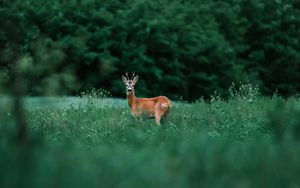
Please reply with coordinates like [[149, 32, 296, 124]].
[[122, 73, 172, 125]]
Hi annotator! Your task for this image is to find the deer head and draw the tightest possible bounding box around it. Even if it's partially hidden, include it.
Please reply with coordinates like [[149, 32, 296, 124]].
[[122, 73, 138, 95]]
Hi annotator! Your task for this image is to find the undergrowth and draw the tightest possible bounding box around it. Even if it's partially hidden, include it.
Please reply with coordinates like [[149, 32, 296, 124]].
[[1, 85, 300, 188]]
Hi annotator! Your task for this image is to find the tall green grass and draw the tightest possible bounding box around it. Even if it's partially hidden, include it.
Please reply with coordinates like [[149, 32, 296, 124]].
[[1, 86, 300, 188]]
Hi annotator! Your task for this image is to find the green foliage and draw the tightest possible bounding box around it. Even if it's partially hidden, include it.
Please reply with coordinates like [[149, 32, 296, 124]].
[[1, 0, 300, 100], [1, 88, 300, 187], [241, 0, 300, 96], [1, 0, 300, 185]]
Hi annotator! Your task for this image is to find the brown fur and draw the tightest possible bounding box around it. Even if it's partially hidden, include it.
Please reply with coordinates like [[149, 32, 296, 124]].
[[123, 74, 172, 125]]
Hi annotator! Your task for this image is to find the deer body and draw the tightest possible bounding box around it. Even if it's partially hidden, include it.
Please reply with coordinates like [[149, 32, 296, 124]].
[[122, 73, 171, 125]]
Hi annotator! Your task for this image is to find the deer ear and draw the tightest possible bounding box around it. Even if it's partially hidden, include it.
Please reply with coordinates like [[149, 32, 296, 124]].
[[122, 75, 127, 83], [133, 75, 138, 83]]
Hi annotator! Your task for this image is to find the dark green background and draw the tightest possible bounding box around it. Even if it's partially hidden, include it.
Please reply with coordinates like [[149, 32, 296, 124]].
[[1, 0, 300, 100]]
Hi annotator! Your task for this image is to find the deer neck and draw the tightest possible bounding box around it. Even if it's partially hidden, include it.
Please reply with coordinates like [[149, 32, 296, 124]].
[[127, 90, 136, 108]]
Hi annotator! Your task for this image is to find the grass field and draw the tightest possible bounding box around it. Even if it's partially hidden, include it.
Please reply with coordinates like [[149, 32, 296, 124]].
[[1, 86, 300, 188]]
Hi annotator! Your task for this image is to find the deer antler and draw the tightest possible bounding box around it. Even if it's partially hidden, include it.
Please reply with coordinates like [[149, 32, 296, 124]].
[[123, 72, 137, 80], [125, 72, 129, 79], [132, 72, 137, 79]]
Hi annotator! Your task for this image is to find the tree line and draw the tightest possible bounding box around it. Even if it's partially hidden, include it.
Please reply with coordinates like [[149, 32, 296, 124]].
[[1, 0, 300, 100]]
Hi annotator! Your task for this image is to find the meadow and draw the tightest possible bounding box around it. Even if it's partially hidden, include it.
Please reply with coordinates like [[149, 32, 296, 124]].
[[1, 85, 300, 188]]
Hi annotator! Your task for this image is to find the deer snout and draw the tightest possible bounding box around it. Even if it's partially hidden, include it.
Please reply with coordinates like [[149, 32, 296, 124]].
[[127, 86, 133, 91]]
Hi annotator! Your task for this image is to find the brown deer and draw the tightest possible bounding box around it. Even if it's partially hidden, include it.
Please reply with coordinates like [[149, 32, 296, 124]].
[[122, 73, 172, 125]]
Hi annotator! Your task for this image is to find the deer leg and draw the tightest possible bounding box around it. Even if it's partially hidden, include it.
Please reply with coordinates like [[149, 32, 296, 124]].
[[154, 104, 162, 125], [155, 112, 161, 125]]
